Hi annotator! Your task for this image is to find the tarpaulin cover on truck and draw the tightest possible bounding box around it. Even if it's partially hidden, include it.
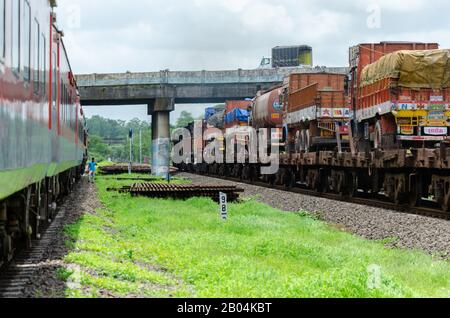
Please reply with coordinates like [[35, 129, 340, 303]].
[[207, 111, 225, 128], [205, 108, 217, 121], [225, 109, 249, 124], [360, 49, 450, 89]]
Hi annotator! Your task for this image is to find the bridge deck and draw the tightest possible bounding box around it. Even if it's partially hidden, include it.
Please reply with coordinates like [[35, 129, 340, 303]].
[[75, 67, 349, 106]]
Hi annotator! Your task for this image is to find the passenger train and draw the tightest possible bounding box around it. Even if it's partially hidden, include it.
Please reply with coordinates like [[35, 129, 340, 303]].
[[0, 0, 87, 266]]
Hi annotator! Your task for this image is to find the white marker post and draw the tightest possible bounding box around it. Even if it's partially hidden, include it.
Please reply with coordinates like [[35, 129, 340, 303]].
[[129, 129, 133, 175], [219, 192, 228, 220]]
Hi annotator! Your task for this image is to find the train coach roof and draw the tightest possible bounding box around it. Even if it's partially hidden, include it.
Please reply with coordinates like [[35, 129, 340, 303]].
[[360, 49, 450, 89]]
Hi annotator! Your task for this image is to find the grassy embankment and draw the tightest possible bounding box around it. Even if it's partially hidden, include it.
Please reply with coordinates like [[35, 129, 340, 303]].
[[58, 174, 450, 298]]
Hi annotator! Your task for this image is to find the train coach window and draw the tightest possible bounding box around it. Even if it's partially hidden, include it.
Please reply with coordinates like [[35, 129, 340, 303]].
[[1, 0, 5, 60], [41, 34, 46, 95], [23, 0, 31, 82], [11, 0, 20, 74], [52, 51, 56, 104], [34, 19, 40, 94]]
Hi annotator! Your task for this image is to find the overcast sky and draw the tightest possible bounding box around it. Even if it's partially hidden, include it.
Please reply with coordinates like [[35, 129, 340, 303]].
[[56, 0, 450, 123]]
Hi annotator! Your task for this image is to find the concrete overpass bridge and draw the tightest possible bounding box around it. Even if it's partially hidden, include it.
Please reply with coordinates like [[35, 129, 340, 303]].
[[75, 66, 349, 177], [75, 66, 349, 107]]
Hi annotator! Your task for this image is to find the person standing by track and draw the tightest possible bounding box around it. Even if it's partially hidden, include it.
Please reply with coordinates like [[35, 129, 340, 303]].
[[88, 158, 98, 183]]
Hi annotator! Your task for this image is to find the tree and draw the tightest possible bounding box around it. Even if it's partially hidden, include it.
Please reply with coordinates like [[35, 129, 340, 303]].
[[85, 116, 152, 163], [175, 111, 195, 128], [88, 135, 111, 162]]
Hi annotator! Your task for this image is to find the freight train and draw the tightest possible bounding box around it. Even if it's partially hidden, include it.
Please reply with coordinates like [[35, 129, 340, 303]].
[[175, 42, 450, 214], [0, 0, 87, 266]]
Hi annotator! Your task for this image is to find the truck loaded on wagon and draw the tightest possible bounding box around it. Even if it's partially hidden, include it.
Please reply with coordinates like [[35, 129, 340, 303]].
[[175, 41, 450, 215], [223, 101, 252, 177], [283, 73, 351, 153], [349, 41, 443, 150], [357, 49, 450, 149]]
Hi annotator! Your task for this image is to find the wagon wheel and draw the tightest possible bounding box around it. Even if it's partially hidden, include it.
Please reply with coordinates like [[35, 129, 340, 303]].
[[308, 172, 318, 191], [237, 165, 244, 181], [313, 173, 322, 192], [319, 169, 330, 193], [408, 176, 422, 208], [337, 174, 346, 197], [441, 194, 450, 212], [243, 165, 251, 182], [285, 169, 295, 189], [394, 179, 406, 205], [348, 172, 358, 198], [280, 168, 292, 188], [268, 173, 276, 186]]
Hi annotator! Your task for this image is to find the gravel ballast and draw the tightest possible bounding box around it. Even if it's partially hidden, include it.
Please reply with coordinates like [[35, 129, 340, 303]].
[[23, 178, 102, 298], [181, 173, 450, 259]]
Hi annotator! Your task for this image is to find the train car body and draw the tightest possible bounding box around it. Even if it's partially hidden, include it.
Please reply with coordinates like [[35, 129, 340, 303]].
[[0, 0, 86, 265], [283, 73, 350, 152]]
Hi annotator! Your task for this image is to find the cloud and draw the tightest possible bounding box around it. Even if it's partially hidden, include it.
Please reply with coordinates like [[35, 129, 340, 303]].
[[55, 0, 450, 121]]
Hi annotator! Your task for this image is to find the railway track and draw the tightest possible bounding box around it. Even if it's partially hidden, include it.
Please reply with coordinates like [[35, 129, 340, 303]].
[[187, 173, 450, 221], [111, 183, 244, 202], [0, 207, 66, 298]]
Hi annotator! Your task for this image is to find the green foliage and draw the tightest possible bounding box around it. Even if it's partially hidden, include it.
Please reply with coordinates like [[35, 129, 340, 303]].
[[59, 175, 450, 298], [175, 111, 195, 129], [88, 135, 110, 162], [86, 116, 152, 162], [86, 113, 196, 162]]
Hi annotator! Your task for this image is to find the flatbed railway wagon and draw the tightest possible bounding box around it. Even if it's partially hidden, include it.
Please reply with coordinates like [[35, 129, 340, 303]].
[[177, 42, 450, 216], [0, 0, 87, 266]]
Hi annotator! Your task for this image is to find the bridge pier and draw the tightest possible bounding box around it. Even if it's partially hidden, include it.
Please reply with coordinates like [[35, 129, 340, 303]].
[[149, 99, 173, 178]]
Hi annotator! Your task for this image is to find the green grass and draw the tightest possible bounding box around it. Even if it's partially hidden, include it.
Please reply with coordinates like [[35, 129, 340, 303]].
[[60, 175, 450, 298], [96, 161, 115, 167]]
